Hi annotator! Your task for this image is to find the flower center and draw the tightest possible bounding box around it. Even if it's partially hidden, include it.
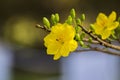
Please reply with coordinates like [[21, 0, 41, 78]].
[[56, 36, 64, 44], [103, 26, 107, 30]]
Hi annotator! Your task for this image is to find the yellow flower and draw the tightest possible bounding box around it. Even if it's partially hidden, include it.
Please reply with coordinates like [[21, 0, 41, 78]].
[[92, 11, 119, 39], [44, 23, 78, 60]]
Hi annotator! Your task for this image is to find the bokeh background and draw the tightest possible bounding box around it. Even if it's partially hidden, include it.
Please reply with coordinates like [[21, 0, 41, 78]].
[[0, 0, 120, 80]]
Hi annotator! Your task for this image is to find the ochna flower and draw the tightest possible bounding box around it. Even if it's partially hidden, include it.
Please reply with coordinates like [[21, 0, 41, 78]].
[[92, 11, 119, 39], [44, 23, 78, 60]]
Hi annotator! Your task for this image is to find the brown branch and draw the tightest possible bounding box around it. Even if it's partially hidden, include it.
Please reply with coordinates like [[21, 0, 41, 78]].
[[36, 23, 120, 56], [75, 46, 120, 56], [75, 49, 94, 53], [78, 25, 120, 51], [90, 46, 120, 56], [83, 38, 99, 44]]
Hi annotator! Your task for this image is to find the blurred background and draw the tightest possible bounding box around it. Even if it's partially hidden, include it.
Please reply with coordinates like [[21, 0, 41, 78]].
[[0, 0, 120, 80]]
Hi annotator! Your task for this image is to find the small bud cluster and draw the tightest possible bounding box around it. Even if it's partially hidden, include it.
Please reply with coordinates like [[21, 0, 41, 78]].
[[43, 13, 60, 30]]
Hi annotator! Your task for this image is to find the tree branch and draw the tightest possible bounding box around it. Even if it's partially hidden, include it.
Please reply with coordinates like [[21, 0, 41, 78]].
[[83, 38, 99, 44], [78, 25, 120, 51], [36, 23, 120, 55], [75, 46, 120, 56]]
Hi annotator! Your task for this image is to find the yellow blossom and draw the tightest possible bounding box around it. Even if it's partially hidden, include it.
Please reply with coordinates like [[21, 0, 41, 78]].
[[44, 23, 78, 60], [92, 11, 119, 39]]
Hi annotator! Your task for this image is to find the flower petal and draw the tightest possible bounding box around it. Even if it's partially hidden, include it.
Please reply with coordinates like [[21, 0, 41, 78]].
[[60, 46, 70, 57], [96, 13, 108, 26], [92, 23, 103, 35], [53, 51, 61, 60], [101, 30, 111, 39], [69, 40, 78, 51], [108, 11, 116, 22], [47, 44, 60, 55], [61, 40, 78, 57], [108, 22, 119, 30]]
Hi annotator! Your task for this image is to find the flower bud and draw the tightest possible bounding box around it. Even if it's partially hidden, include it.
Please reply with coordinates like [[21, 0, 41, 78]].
[[80, 14, 85, 21], [75, 26, 81, 33], [75, 33, 80, 41], [76, 18, 81, 25], [90, 24, 94, 31], [88, 37, 92, 43], [55, 13, 59, 22], [79, 40, 84, 46], [70, 8, 76, 18], [65, 16, 73, 25], [51, 14, 56, 25], [43, 17, 50, 29], [80, 33, 85, 40]]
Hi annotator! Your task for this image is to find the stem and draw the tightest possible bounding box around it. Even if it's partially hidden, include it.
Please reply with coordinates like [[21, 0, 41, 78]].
[[83, 38, 99, 44], [35, 24, 51, 32], [75, 46, 120, 56]]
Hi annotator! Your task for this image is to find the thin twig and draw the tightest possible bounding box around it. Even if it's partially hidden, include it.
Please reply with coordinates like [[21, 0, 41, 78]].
[[83, 38, 99, 44], [75, 49, 94, 53], [90, 46, 120, 56], [78, 25, 120, 51], [35, 24, 51, 32], [75, 46, 120, 56]]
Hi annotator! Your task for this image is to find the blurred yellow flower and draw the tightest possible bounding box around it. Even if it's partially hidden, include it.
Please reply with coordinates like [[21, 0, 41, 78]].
[[92, 11, 119, 39], [44, 23, 78, 60]]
